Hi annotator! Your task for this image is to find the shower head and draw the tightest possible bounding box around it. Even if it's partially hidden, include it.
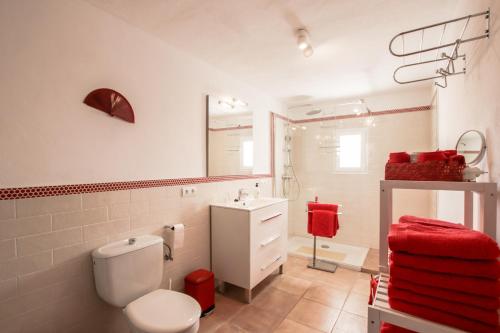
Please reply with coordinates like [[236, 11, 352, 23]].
[[306, 108, 322, 116]]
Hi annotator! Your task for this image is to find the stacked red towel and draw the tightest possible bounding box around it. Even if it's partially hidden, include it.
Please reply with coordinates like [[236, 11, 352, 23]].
[[384, 215, 500, 333], [307, 202, 339, 237]]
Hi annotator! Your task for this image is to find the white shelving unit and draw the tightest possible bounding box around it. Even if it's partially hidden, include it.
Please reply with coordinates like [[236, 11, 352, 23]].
[[369, 274, 468, 333], [368, 180, 498, 333], [379, 180, 497, 273]]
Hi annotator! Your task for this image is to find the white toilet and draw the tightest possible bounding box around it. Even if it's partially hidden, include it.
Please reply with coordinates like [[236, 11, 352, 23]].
[[92, 235, 201, 333]]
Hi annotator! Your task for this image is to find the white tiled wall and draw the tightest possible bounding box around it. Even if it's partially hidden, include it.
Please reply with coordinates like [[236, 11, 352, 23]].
[[286, 111, 434, 249], [0, 178, 271, 333]]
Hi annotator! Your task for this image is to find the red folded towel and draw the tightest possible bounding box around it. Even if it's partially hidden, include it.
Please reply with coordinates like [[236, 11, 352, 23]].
[[389, 219, 500, 260], [390, 277, 500, 310], [388, 152, 410, 163], [451, 154, 466, 164], [380, 323, 415, 333], [389, 262, 500, 297], [388, 298, 500, 333], [441, 149, 457, 157], [399, 215, 466, 229], [311, 210, 336, 237], [390, 252, 500, 280], [388, 283, 499, 326], [417, 151, 447, 162], [307, 203, 338, 234]]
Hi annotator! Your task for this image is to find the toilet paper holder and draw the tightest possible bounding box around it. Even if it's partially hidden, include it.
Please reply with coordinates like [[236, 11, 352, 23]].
[[163, 225, 175, 261], [163, 242, 173, 261]]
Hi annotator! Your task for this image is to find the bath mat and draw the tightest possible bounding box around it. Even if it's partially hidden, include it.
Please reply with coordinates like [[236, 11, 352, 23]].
[[296, 246, 346, 261]]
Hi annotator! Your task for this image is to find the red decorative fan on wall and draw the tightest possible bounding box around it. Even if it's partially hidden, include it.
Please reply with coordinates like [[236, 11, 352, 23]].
[[83, 88, 135, 123]]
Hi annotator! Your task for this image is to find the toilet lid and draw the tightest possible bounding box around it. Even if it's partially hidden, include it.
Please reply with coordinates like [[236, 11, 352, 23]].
[[124, 289, 201, 333]]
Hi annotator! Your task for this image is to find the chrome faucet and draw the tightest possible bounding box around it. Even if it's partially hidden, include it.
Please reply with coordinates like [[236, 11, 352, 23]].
[[237, 188, 251, 201]]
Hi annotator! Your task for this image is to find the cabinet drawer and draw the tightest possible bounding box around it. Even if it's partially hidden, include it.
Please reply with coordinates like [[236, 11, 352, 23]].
[[250, 202, 287, 246], [255, 232, 283, 262], [251, 248, 285, 287]]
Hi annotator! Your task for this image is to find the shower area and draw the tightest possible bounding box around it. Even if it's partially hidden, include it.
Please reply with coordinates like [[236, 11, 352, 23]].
[[274, 97, 435, 271]]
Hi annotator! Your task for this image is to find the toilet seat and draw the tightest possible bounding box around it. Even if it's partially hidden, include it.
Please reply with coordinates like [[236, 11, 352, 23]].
[[124, 289, 201, 333]]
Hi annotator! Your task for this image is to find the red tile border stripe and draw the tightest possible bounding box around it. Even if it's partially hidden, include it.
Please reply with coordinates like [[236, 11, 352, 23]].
[[276, 105, 431, 124], [0, 174, 272, 200], [294, 105, 431, 124]]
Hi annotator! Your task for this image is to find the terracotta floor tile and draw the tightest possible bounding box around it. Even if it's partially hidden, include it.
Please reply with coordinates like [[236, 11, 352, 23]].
[[303, 281, 348, 309], [273, 319, 323, 333], [214, 322, 249, 333], [221, 278, 274, 304], [199, 315, 226, 333], [310, 269, 357, 291], [342, 292, 369, 318], [331, 311, 367, 333], [362, 249, 379, 273], [350, 277, 371, 296], [252, 287, 301, 317], [213, 293, 246, 320], [229, 305, 284, 333], [287, 299, 340, 333], [271, 274, 311, 296], [199, 293, 248, 332]]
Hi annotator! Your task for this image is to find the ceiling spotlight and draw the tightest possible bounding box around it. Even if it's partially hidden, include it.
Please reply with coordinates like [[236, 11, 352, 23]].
[[303, 45, 314, 57], [297, 29, 309, 49], [296, 29, 314, 57]]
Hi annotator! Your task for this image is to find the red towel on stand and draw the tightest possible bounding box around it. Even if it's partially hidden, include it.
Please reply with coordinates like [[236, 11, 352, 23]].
[[390, 252, 500, 279], [307, 203, 338, 234], [389, 277, 500, 310], [388, 298, 500, 333], [388, 220, 500, 260], [389, 262, 500, 297], [311, 210, 336, 237], [388, 283, 499, 325]]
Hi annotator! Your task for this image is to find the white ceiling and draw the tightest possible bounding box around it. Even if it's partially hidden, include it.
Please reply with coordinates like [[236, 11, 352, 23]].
[[85, 0, 459, 104]]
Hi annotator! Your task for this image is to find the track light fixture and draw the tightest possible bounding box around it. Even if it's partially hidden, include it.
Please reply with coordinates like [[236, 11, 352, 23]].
[[296, 29, 314, 57]]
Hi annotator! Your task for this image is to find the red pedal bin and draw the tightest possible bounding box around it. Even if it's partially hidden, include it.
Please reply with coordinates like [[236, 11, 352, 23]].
[[184, 269, 215, 317]]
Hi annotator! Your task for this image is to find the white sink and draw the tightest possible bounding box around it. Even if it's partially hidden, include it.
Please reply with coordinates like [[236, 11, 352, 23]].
[[211, 197, 288, 211]]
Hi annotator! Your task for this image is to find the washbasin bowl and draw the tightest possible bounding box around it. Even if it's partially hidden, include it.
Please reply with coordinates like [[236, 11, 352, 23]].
[[211, 197, 287, 211]]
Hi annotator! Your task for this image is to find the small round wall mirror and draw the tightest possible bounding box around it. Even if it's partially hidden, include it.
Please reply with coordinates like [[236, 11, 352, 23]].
[[456, 130, 486, 165]]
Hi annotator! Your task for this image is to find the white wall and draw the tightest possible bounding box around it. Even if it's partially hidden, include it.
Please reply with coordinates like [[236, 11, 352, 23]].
[[0, 0, 281, 188], [436, 0, 500, 239]]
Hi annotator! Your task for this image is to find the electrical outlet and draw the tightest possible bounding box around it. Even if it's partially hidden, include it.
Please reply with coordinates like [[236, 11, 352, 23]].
[[181, 186, 197, 197]]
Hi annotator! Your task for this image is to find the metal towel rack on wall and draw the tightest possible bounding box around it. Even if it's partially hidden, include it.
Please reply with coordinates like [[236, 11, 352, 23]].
[[389, 9, 490, 88]]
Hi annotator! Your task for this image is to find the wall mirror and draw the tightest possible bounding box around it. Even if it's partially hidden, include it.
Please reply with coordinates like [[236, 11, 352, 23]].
[[456, 130, 487, 165], [207, 95, 255, 176]]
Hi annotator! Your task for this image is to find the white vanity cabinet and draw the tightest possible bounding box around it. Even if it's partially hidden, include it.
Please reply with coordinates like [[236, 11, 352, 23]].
[[210, 198, 288, 303]]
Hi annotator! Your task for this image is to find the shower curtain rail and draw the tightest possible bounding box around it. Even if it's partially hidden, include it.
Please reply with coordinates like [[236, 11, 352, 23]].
[[389, 9, 489, 88]]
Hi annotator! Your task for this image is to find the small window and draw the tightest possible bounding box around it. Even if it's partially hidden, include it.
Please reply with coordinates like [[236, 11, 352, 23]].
[[241, 138, 254, 169], [335, 129, 366, 172]]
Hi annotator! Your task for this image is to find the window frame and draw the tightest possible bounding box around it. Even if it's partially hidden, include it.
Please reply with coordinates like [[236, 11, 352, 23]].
[[334, 128, 368, 174], [240, 136, 254, 170]]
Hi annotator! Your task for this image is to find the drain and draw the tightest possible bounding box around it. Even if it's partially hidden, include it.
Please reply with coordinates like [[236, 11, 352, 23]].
[[320, 244, 330, 249]]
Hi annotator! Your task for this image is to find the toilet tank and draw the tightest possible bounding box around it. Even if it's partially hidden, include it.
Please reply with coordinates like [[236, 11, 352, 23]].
[[92, 235, 164, 307]]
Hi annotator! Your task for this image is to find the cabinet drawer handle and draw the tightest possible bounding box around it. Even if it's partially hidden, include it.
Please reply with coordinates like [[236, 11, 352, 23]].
[[260, 212, 282, 223], [261, 255, 282, 271], [260, 234, 281, 247]]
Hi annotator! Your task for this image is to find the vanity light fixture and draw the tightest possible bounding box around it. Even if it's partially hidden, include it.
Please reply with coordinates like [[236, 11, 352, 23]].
[[296, 29, 314, 57], [218, 97, 248, 109]]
